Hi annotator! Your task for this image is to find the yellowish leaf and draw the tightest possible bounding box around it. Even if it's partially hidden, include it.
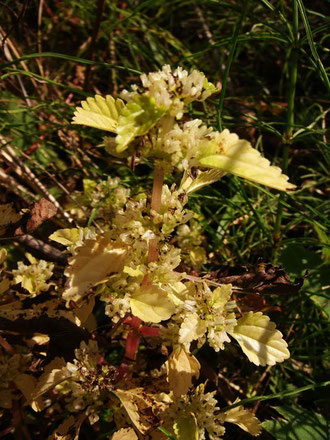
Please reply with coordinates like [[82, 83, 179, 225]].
[[49, 228, 80, 246], [63, 237, 127, 303], [229, 312, 290, 366], [174, 412, 199, 440], [210, 284, 232, 310], [130, 285, 175, 323], [115, 388, 160, 435], [198, 130, 296, 191], [111, 428, 138, 440], [224, 400, 261, 436], [48, 413, 86, 440], [72, 95, 124, 132], [180, 169, 225, 194], [179, 313, 207, 345], [167, 345, 200, 397]]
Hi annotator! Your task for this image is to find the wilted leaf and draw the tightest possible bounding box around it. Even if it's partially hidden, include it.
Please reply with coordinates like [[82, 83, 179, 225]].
[[167, 345, 200, 397], [72, 95, 124, 132], [210, 262, 304, 295], [115, 388, 160, 435], [130, 285, 175, 323], [230, 312, 290, 366], [112, 428, 138, 440], [14, 373, 45, 411], [32, 357, 68, 401], [198, 130, 296, 191], [48, 413, 87, 440], [173, 412, 198, 440], [63, 237, 127, 303], [224, 400, 261, 436], [116, 95, 166, 152]]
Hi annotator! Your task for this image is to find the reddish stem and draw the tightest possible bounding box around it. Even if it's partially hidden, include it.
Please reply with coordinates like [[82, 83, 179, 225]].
[[119, 165, 164, 376]]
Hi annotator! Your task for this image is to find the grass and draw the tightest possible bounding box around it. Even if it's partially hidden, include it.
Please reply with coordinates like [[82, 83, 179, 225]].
[[0, 0, 329, 438]]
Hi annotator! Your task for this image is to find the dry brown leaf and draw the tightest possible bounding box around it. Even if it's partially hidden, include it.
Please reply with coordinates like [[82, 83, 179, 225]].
[[33, 357, 68, 402], [115, 388, 160, 435], [26, 198, 57, 233]]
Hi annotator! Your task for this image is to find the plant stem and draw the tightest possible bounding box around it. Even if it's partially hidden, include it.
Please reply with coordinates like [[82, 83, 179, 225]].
[[120, 165, 164, 371], [273, 0, 299, 262], [148, 165, 164, 264]]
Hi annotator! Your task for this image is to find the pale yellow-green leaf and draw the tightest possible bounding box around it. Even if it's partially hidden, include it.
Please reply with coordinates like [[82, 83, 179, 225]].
[[210, 284, 232, 310], [63, 237, 127, 303], [49, 228, 80, 246], [116, 95, 166, 152], [179, 313, 207, 345], [180, 169, 226, 194], [173, 412, 199, 440], [229, 312, 290, 366], [114, 388, 159, 435], [130, 285, 176, 323], [167, 345, 200, 397], [123, 265, 144, 278], [72, 95, 124, 132], [112, 428, 138, 440], [224, 399, 261, 436], [198, 130, 296, 191]]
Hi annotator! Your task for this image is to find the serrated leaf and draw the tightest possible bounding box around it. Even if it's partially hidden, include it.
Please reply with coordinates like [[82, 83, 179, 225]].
[[116, 95, 166, 152], [230, 312, 290, 366], [115, 388, 160, 435], [63, 237, 127, 303], [174, 412, 199, 440], [112, 428, 138, 440], [180, 169, 226, 194], [179, 313, 207, 345], [72, 95, 124, 132], [49, 228, 80, 246], [224, 399, 261, 436], [130, 285, 175, 323], [167, 345, 200, 397], [198, 130, 296, 191]]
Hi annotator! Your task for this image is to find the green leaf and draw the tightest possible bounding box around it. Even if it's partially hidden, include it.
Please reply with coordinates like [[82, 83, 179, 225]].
[[262, 405, 329, 440], [173, 412, 199, 440], [72, 95, 124, 132], [130, 285, 175, 323], [230, 312, 290, 366], [116, 95, 166, 152]]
